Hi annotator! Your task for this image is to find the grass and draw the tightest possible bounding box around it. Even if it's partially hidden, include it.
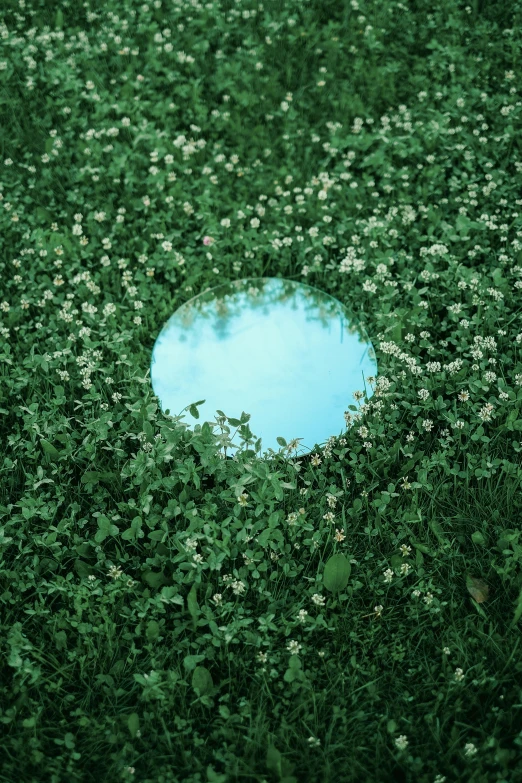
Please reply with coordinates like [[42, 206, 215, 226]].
[[1, 0, 522, 781]]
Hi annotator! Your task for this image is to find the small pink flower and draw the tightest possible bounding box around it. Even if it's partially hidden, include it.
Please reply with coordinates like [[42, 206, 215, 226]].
[[203, 235, 214, 246]]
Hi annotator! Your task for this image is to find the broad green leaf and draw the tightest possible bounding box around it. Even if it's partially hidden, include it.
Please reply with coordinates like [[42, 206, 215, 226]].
[[284, 666, 297, 683], [74, 560, 91, 579], [471, 531, 486, 546], [121, 527, 136, 541], [142, 420, 154, 440], [96, 514, 111, 529], [94, 530, 107, 544], [266, 741, 282, 776], [122, 516, 143, 541], [284, 654, 303, 683], [272, 480, 283, 501], [146, 620, 160, 641], [192, 665, 213, 696], [497, 529, 517, 551], [323, 552, 351, 594], [187, 582, 200, 627], [288, 655, 301, 670], [160, 586, 183, 605], [94, 515, 111, 543], [183, 654, 205, 672], [188, 400, 205, 419], [206, 764, 228, 783], [81, 471, 117, 486], [147, 529, 165, 541], [127, 713, 140, 739], [411, 540, 433, 555], [40, 438, 60, 459], [257, 528, 271, 547], [141, 570, 168, 589]]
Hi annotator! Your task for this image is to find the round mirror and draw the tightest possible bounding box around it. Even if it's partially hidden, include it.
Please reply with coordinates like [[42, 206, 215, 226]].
[[150, 277, 377, 458]]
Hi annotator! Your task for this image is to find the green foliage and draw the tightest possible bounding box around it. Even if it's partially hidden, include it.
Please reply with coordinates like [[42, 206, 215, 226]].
[[192, 665, 214, 697], [322, 552, 352, 594], [1, 0, 522, 781]]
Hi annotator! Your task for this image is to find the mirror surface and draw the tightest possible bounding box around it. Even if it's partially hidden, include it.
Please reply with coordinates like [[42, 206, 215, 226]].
[[150, 277, 377, 457]]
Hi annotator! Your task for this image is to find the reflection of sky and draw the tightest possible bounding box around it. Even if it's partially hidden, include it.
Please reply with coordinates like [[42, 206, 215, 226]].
[[151, 279, 377, 456]]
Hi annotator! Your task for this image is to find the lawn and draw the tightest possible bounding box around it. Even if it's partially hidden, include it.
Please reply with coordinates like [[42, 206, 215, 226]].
[[1, 0, 522, 781]]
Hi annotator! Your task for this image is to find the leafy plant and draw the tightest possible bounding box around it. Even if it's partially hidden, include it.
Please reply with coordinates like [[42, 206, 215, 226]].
[[1, 0, 522, 782]]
